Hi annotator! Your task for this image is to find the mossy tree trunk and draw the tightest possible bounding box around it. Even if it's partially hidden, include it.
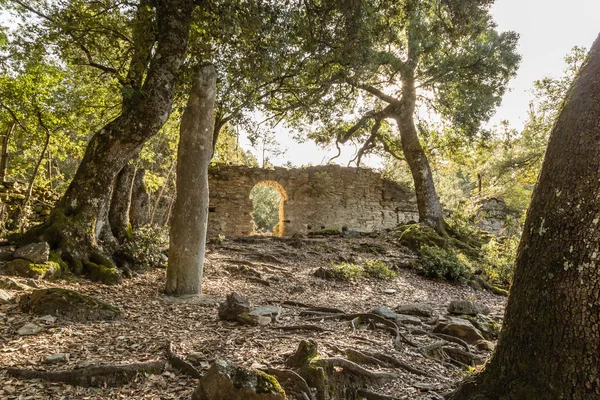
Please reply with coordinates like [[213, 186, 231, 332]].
[[448, 33, 600, 400], [26, 0, 195, 270], [0, 120, 15, 183], [165, 65, 217, 296]]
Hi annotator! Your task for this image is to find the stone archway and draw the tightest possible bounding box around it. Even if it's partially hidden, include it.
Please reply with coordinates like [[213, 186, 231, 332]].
[[250, 180, 288, 236]]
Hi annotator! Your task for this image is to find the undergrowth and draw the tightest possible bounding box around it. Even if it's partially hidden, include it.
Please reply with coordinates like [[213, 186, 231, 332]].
[[118, 225, 168, 270]]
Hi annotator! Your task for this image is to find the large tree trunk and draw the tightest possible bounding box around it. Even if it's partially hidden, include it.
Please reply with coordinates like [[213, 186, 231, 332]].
[[109, 163, 136, 241], [129, 168, 150, 229], [165, 65, 217, 296], [395, 80, 445, 234], [27, 0, 195, 269], [0, 121, 15, 183], [449, 34, 600, 400]]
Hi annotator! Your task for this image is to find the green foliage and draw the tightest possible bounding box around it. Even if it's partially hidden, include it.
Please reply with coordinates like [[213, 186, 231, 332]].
[[416, 244, 472, 284], [119, 225, 168, 270], [479, 236, 519, 284], [251, 185, 281, 234], [362, 259, 397, 280], [322, 260, 396, 281]]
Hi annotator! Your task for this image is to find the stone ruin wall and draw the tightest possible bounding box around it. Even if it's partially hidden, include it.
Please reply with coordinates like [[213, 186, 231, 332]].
[[207, 164, 419, 237]]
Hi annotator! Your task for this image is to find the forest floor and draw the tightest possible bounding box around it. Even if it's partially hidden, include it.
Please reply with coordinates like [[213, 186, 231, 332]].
[[0, 234, 507, 400]]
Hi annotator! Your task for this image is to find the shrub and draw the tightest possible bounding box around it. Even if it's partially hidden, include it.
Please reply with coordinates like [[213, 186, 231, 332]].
[[328, 262, 364, 281], [119, 225, 168, 270], [417, 244, 472, 283], [362, 260, 397, 280]]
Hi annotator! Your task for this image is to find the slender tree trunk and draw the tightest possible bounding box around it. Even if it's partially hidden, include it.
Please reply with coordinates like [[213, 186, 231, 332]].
[[0, 121, 15, 183], [449, 33, 600, 400], [130, 168, 150, 229], [29, 0, 194, 267], [47, 150, 52, 190], [18, 123, 50, 230], [150, 161, 174, 225], [395, 80, 445, 234], [109, 163, 136, 241], [166, 65, 217, 296]]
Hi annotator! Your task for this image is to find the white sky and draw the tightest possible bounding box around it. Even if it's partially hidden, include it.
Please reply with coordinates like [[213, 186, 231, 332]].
[[245, 0, 600, 168]]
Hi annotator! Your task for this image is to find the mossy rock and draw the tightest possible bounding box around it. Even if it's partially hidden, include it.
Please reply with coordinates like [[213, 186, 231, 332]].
[[394, 224, 447, 251], [192, 359, 285, 400], [82, 261, 122, 285], [2, 258, 61, 279], [19, 288, 122, 322]]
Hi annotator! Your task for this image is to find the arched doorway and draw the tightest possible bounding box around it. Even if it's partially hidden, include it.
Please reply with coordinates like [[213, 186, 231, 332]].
[[250, 181, 287, 236]]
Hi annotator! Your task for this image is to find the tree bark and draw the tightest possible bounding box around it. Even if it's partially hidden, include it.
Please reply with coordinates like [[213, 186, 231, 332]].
[[449, 33, 600, 400], [394, 81, 445, 233], [165, 65, 217, 296], [109, 163, 136, 241], [27, 0, 195, 267], [129, 168, 150, 229], [0, 121, 15, 183]]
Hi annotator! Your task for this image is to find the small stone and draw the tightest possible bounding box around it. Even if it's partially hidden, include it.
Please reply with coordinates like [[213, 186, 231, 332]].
[[0, 289, 13, 304], [370, 306, 397, 319], [39, 315, 57, 325], [448, 300, 491, 316], [476, 340, 495, 351], [396, 314, 422, 325], [26, 279, 40, 288], [383, 289, 397, 295], [250, 305, 281, 322], [268, 275, 284, 283], [43, 353, 70, 364], [17, 322, 43, 336], [187, 352, 205, 363], [218, 292, 251, 321], [13, 242, 50, 264], [395, 303, 434, 318]]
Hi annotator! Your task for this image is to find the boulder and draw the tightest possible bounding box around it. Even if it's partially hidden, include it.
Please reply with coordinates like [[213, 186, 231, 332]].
[[218, 292, 251, 321], [2, 259, 61, 279], [13, 242, 50, 264], [464, 314, 500, 340], [370, 306, 397, 319], [433, 317, 485, 344], [448, 300, 491, 316], [17, 322, 43, 336], [476, 340, 496, 352], [192, 359, 285, 400], [0, 289, 14, 304], [396, 314, 422, 326], [395, 303, 434, 318], [19, 288, 122, 322]]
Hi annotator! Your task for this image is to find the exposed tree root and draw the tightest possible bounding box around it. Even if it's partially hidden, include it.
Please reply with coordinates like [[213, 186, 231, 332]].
[[274, 325, 328, 332], [472, 276, 509, 297], [345, 349, 435, 378], [305, 312, 417, 348], [267, 299, 345, 314], [6, 360, 165, 387], [166, 342, 201, 378], [430, 333, 471, 352], [357, 389, 401, 400]]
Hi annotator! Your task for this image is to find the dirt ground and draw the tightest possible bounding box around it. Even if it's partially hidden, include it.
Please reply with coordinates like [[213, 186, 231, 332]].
[[0, 234, 507, 399]]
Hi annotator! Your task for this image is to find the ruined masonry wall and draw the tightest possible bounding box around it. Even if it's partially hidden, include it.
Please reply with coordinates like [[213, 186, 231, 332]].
[[208, 164, 418, 237]]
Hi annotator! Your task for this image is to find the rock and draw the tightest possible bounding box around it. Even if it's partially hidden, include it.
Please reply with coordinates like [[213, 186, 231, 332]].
[[383, 288, 397, 295], [476, 340, 495, 351], [448, 300, 491, 316], [433, 317, 485, 344], [395, 303, 434, 318], [0, 289, 13, 304], [218, 292, 251, 321], [0, 276, 29, 291], [250, 305, 281, 323], [39, 314, 57, 325], [290, 285, 306, 294], [464, 314, 500, 340], [370, 306, 397, 319], [13, 242, 50, 264], [2, 259, 61, 279], [0, 246, 14, 262], [19, 288, 122, 322], [268, 276, 284, 283], [396, 313, 422, 325], [43, 353, 70, 364], [82, 261, 122, 285], [192, 359, 285, 400], [17, 322, 43, 336]]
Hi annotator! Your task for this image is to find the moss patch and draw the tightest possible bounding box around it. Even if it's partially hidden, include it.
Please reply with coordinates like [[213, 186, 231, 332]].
[[83, 261, 122, 285], [2, 258, 61, 279]]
